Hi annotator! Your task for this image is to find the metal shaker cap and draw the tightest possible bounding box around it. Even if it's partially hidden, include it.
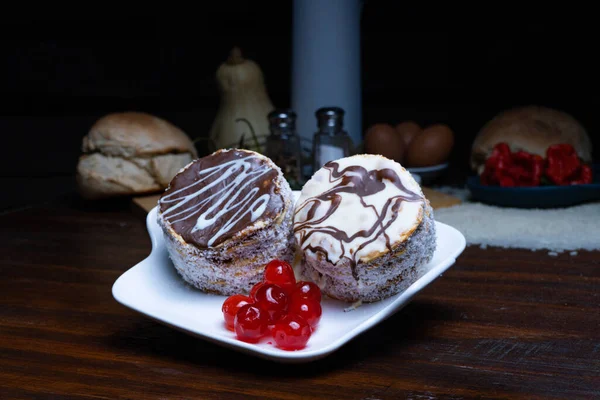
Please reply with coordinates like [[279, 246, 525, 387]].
[[316, 106, 345, 131], [268, 109, 297, 132]]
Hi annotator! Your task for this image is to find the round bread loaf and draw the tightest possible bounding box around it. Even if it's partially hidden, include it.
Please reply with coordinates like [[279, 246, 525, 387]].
[[76, 111, 198, 199], [471, 105, 592, 174], [293, 154, 436, 303], [157, 148, 296, 296]]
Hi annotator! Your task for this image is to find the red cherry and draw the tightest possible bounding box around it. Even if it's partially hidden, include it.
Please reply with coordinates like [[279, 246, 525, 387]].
[[222, 294, 253, 331], [254, 283, 289, 324], [289, 296, 322, 328], [250, 281, 265, 299], [234, 304, 268, 343], [293, 281, 322, 303], [272, 314, 312, 350], [263, 259, 296, 295]]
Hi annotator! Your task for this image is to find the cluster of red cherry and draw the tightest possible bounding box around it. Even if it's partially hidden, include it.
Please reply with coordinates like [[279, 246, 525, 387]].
[[221, 259, 322, 351]]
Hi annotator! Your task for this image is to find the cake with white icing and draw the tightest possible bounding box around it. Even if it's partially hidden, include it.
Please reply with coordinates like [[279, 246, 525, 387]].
[[293, 154, 436, 303], [157, 148, 296, 295]]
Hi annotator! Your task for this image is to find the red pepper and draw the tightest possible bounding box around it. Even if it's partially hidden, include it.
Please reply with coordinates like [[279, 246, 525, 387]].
[[498, 175, 516, 187], [480, 143, 515, 186], [480, 143, 544, 187], [569, 164, 593, 185], [492, 142, 511, 158], [481, 142, 592, 187], [532, 155, 546, 185], [510, 151, 545, 186], [545, 144, 581, 185]]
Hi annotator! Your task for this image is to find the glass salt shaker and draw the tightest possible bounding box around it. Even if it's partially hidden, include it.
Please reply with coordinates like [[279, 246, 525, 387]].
[[265, 109, 304, 190], [312, 106, 354, 172]]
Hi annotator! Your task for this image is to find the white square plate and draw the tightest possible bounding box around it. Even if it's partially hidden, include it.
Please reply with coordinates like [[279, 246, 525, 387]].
[[113, 192, 466, 363]]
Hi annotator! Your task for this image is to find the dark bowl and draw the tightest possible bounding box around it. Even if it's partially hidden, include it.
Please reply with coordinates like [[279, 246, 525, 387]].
[[407, 163, 449, 186], [466, 164, 600, 209]]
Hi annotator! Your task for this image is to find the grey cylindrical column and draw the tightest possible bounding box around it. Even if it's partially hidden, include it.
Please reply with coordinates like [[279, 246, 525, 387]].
[[292, 0, 362, 150]]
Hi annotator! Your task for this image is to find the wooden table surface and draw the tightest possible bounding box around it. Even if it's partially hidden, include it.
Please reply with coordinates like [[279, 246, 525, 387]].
[[1, 195, 599, 400]]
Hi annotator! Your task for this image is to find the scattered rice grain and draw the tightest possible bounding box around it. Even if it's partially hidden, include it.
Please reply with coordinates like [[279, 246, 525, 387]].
[[434, 201, 600, 253], [344, 300, 363, 312]]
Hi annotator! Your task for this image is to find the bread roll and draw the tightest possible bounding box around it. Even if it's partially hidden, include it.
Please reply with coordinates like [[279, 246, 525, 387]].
[[471, 106, 592, 174], [76, 112, 198, 199]]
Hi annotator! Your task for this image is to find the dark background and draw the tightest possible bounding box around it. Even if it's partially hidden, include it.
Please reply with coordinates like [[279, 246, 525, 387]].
[[1, 3, 598, 210]]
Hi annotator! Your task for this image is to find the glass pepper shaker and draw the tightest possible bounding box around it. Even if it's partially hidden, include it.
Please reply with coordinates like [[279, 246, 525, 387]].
[[265, 109, 304, 190], [312, 106, 354, 172]]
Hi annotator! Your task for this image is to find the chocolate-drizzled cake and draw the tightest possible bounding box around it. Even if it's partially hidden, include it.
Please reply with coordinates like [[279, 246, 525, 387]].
[[293, 154, 436, 303], [157, 148, 296, 295]]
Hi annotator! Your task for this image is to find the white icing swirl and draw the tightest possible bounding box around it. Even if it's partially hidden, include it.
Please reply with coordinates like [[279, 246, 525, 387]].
[[160, 151, 275, 247], [293, 154, 424, 265]]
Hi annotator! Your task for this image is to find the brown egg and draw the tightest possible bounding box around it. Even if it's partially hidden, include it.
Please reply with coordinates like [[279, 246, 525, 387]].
[[395, 121, 422, 147], [364, 123, 405, 163], [405, 123, 454, 167]]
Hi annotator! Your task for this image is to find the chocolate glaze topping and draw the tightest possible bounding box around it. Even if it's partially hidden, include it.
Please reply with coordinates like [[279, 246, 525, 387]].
[[159, 149, 284, 248], [294, 160, 423, 277]]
